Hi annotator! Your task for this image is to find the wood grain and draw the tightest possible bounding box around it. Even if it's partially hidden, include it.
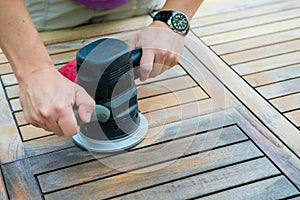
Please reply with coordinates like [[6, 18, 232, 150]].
[[44, 141, 262, 199], [137, 75, 197, 99], [212, 28, 300, 55], [0, 82, 24, 164], [39, 15, 151, 45], [20, 125, 54, 141], [0, 63, 12, 75], [221, 39, 300, 65], [199, 18, 300, 45], [285, 110, 300, 127], [244, 64, 300, 87], [232, 51, 300, 76], [139, 87, 208, 113], [199, 175, 299, 200], [186, 33, 300, 158], [228, 109, 300, 189], [38, 125, 248, 193], [113, 158, 280, 200], [194, 0, 286, 18], [270, 92, 300, 113], [195, 8, 300, 37], [32, 110, 235, 174], [0, 168, 8, 200], [2, 160, 42, 200], [256, 78, 300, 99], [192, 0, 300, 28]]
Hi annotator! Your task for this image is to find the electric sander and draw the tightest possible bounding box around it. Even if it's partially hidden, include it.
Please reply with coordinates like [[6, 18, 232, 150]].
[[71, 38, 148, 152]]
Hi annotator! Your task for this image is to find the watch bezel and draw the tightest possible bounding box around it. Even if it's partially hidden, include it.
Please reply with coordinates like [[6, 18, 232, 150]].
[[167, 12, 190, 36]]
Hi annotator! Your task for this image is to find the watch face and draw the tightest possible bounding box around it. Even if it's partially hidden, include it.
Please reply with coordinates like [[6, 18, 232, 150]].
[[171, 13, 189, 31]]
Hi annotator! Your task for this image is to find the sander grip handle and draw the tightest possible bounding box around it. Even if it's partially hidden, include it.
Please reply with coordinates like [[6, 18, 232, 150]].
[[131, 48, 142, 68]]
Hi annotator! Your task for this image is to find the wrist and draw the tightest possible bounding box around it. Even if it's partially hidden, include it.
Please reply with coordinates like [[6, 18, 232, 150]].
[[16, 61, 56, 85]]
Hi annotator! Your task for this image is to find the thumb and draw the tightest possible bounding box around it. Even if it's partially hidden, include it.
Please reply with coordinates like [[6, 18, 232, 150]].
[[75, 85, 95, 123]]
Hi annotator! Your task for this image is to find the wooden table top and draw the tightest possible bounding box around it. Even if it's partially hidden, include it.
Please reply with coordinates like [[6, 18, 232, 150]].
[[1, 0, 300, 199]]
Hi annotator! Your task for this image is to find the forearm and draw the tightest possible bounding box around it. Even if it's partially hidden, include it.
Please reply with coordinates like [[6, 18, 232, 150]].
[[0, 0, 53, 82], [161, 0, 204, 19]]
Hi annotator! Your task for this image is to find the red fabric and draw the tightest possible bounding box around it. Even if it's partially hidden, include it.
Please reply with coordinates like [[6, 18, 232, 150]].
[[58, 59, 77, 82]]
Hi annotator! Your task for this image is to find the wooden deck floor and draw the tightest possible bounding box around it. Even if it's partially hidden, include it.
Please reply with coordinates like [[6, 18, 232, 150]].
[[1, 0, 300, 199]]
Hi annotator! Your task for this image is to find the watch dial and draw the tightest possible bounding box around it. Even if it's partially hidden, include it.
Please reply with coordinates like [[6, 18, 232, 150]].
[[171, 13, 188, 31]]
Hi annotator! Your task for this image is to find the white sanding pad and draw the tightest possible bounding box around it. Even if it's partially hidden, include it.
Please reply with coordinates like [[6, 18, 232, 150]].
[[72, 113, 148, 152]]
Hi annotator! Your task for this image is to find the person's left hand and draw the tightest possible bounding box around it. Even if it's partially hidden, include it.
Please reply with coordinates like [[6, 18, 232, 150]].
[[128, 21, 184, 81]]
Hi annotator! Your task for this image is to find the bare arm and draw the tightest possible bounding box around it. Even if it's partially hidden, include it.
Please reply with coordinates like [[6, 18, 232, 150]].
[[0, 0, 95, 137]]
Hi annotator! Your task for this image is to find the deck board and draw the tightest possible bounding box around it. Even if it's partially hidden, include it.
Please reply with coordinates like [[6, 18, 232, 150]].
[[0, 168, 8, 200], [113, 158, 280, 200], [198, 176, 299, 200], [0, 0, 300, 199]]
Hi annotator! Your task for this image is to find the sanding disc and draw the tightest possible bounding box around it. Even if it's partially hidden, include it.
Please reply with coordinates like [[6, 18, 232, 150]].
[[72, 113, 148, 152]]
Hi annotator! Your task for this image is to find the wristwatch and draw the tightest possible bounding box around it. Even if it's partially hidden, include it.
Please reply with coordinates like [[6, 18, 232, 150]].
[[153, 10, 190, 36]]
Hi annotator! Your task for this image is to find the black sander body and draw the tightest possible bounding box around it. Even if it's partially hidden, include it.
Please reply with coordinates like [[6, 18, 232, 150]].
[[72, 38, 148, 152]]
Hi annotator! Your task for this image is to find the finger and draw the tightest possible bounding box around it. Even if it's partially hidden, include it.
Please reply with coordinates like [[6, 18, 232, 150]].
[[139, 50, 155, 82], [127, 35, 138, 50], [75, 86, 95, 123], [57, 107, 79, 137], [149, 51, 166, 78]]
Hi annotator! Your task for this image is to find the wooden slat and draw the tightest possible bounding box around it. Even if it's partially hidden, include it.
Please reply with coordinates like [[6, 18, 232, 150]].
[[244, 64, 300, 87], [228, 109, 300, 189], [10, 98, 21, 111], [39, 15, 151, 45], [31, 111, 235, 174], [139, 87, 208, 113], [285, 110, 300, 127], [0, 63, 12, 75], [212, 28, 300, 55], [20, 125, 54, 141], [0, 168, 8, 200], [186, 33, 300, 159], [137, 75, 197, 99], [195, 7, 300, 37], [221, 39, 300, 65], [256, 78, 300, 99], [194, 0, 286, 18], [38, 125, 248, 193], [0, 82, 24, 164], [4, 65, 186, 102], [232, 51, 300, 75], [1, 74, 17, 87], [113, 158, 280, 200], [43, 141, 262, 199], [199, 17, 300, 45], [0, 54, 8, 64], [192, 0, 300, 27], [199, 176, 299, 200], [5, 85, 19, 99], [45, 30, 138, 55], [2, 160, 42, 200], [144, 99, 217, 129], [24, 135, 75, 158], [14, 111, 27, 126], [136, 64, 187, 86], [270, 92, 300, 113]]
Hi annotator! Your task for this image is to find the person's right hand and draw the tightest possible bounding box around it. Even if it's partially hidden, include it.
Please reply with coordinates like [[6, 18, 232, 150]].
[[19, 67, 95, 137]]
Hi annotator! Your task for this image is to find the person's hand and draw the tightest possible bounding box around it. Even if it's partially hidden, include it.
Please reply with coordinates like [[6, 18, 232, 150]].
[[19, 67, 95, 137], [128, 21, 184, 81]]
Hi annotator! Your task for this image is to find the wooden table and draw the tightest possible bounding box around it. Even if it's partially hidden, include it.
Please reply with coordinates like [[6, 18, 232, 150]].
[[1, 0, 300, 199]]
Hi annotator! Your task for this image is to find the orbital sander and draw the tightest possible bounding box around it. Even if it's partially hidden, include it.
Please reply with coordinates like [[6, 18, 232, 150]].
[[68, 38, 148, 152]]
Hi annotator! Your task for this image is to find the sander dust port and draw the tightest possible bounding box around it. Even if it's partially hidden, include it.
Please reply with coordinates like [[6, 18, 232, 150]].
[[72, 38, 148, 152]]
